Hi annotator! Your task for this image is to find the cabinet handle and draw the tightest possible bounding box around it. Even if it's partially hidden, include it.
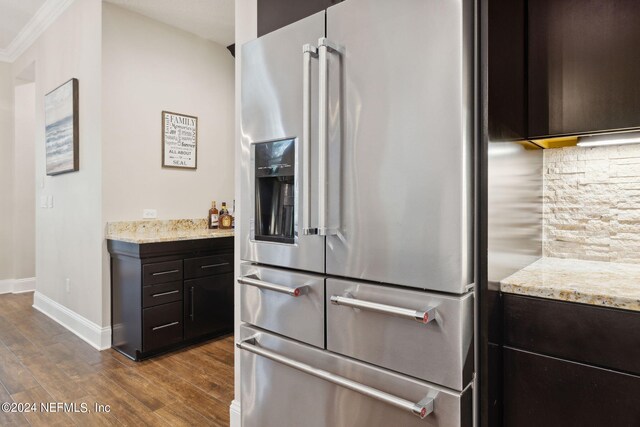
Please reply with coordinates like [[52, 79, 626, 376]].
[[152, 321, 179, 331], [238, 276, 308, 297], [201, 262, 229, 269], [152, 290, 179, 298], [237, 338, 434, 419], [190, 286, 195, 321], [152, 269, 179, 276], [330, 295, 436, 324]]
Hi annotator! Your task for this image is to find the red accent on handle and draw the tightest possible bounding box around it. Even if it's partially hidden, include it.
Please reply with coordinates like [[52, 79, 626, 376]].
[[293, 288, 301, 297], [422, 313, 429, 324], [420, 407, 427, 418]]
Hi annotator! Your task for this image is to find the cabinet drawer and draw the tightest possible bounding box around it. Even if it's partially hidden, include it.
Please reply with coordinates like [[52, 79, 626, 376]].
[[504, 294, 640, 375], [142, 260, 183, 285], [240, 263, 324, 348], [504, 347, 640, 427], [327, 279, 474, 391], [142, 281, 182, 308], [143, 301, 183, 352], [184, 254, 233, 279]]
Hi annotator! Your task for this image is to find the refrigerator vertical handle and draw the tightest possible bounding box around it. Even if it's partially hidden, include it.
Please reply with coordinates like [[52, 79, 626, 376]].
[[318, 37, 341, 236], [302, 44, 318, 236]]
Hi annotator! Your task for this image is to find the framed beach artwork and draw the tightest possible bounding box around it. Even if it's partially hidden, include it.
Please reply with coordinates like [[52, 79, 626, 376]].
[[45, 78, 79, 175]]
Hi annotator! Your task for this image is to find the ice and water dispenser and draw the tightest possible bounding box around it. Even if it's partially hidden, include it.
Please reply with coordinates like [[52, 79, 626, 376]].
[[254, 138, 296, 244]]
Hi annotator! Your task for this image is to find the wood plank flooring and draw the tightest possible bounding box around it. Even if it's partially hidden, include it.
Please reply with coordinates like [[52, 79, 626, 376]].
[[0, 292, 234, 426]]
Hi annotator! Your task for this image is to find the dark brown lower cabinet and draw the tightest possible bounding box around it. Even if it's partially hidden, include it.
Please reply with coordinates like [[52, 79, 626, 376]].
[[109, 237, 234, 360], [503, 294, 640, 427], [503, 347, 640, 427], [184, 273, 234, 340]]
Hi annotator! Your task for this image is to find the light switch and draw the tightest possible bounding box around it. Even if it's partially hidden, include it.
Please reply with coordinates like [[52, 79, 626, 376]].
[[40, 195, 47, 208], [47, 195, 53, 208]]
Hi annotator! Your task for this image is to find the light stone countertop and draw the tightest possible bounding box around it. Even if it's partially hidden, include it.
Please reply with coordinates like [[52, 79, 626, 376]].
[[106, 219, 234, 244], [501, 257, 640, 312]]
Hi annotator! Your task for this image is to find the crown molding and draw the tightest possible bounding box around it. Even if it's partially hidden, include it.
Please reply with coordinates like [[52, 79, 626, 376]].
[[0, 0, 76, 63]]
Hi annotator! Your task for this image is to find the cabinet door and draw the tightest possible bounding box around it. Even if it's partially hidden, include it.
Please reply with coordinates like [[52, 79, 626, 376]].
[[529, 0, 640, 137], [488, 0, 527, 141], [504, 347, 640, 426], [184, 273, 233, 340]]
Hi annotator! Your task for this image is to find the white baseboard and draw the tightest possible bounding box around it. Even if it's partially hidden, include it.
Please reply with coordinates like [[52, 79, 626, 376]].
[[230, 399, 241, 427], [0, 277, 36, 294], [13, 277, 36, 293], [32, 291, 111, 351], [0, 279, 13, 294]]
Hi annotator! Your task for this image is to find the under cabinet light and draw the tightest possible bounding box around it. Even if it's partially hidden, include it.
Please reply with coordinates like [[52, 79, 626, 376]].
[[577, 131, 640, 147]]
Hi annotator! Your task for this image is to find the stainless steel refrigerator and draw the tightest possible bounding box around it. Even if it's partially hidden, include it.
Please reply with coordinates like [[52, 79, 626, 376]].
[[238, 0, 475, 425]]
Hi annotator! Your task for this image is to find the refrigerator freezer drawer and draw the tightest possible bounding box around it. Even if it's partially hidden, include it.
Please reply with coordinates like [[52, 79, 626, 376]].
[[239, 325, 472, 427], [326, 279, 474, 391], [240, 262, 324, 348]]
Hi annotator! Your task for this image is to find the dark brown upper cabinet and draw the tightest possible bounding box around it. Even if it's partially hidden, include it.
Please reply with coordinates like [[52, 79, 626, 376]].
[[257, 0, 340, 37], [488, 0, 527, 141], [528, 0, 640, 138]]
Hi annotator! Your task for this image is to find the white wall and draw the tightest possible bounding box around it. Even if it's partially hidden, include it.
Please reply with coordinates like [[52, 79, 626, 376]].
[[13, 81, 36, 280], [232, 0, 257, 423], [0, 62, 14, 280], [12, 0, 104, 326], [2, 0, 235, 347], [102, 3, 235, 223], [101, 3, 235, 328]]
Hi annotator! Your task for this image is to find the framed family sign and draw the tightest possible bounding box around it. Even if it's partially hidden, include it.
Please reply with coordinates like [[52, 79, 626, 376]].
[[162, 111, 198, 169]]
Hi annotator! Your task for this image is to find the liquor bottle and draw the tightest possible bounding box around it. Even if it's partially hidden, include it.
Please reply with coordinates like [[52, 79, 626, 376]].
[[208, 201, 219, 229], [231, 199, 236, 229], [219, 202, 232, 229]]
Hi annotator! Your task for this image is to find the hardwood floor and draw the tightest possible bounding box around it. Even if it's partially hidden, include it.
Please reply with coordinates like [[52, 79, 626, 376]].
[[0, 292, 234, 426]]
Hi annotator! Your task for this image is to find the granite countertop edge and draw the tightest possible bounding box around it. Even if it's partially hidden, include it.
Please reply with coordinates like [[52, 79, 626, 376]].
[[105, 218, 234, 244], [105, 231, 234, 244], [500, 257, 640, 312]]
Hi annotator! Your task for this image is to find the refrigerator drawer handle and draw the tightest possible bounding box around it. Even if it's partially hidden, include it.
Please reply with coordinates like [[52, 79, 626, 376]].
[[237, 338, 434, 419], [330, 295, 436, 325], [238, 277, 308, 297], [302, 43, 318, 236]]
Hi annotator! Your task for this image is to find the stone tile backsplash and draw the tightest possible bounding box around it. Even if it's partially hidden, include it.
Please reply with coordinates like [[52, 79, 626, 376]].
[[544, 144, 640, 263]]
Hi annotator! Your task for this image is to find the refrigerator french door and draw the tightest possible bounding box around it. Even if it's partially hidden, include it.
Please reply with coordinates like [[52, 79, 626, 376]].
[[240, 11, 325, 273], [321, 0, 474, 293]]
